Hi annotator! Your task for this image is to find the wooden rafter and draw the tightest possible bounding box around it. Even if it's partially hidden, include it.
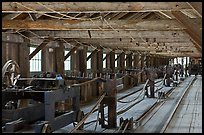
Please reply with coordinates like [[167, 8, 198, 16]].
[[28, 30, 191, 39], [28, 13, 37, 21], [11, 13, 29, 20], [29, 39, 50, 60], [187, 2, 202, 17], [4, 19, 199, 30], [3, 2, 191, 13], [86, 49, 98, 61], [64, 45, 80, 61], [171, 11, 202, 53]]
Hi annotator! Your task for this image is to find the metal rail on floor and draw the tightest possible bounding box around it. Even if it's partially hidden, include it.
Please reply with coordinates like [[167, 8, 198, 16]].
[[160, 76, 196, 133]]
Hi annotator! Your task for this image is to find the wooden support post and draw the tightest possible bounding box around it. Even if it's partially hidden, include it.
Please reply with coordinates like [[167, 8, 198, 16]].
[[97, 48, 103, 95], [119, 52, 125, 73], [42, 47, 53, 72], [149, 79, 155, 98], [181, 57, 184, 77], [2, 42, 19, 66], [150, 56, 154, 68], [126, 53, 133, 86], [166, 73, 171, 87], [146, 70, 155, 98], [100, 79, 117, 129], [97, 48, 103, 77], [54, 42, 66, 111], [54, 41, 65, 76], [185, 57, 188, 77], [90, 48, 98, 98], [18, 32, 30, 108], [133, 54, 139, 68], [71, 47, 79, 75], [110, 50, 115, 79], [126, 53, 133, 69], [146, 56, 149, 68], [140, 55, 145, 83], [137, 55, 141, 83], [78, 46, 87, 77]]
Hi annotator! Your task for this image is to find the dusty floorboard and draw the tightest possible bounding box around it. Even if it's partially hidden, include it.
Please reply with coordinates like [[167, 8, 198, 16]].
[[164, 75, 202, 133], [134, 76, 196, 133]]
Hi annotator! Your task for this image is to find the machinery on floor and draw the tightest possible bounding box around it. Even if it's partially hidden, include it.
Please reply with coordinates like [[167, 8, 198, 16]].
[[2, 60, 84, 133]]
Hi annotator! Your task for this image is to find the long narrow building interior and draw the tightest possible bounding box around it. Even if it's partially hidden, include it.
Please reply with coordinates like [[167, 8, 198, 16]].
[[2, 2, 202, 133]]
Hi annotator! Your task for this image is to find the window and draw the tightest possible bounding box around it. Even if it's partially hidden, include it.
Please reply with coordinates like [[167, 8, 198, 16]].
[[87, 52, 91, 69], [103, 53, 106, 68], [115, 54, 118, 67], [64, 50, 71, 70], [30, 47, 42, 72], [125, 54, 127, 67]]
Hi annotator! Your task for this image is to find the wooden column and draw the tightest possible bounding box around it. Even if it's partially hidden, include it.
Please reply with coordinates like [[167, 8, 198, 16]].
[[133, 54, 139, 68], [119, 52, 125, 73], [91, 48, 98, 98], [181, 57, 184, 77], [146, 56, 151, 68], [42, 47, 53, 72], [137, 55, 141, 83], [150, 56, 154, 68], [2, 42, 19, 66], [18, 32, 30, 108], [97, 48, 104, 96], [126, 53, 133, 69], [54, 41, 65, 76], [97, 48, 103, 77], [185, 57, 188, 77], [109, 50, 115, 79], [140, 55, 144, 83], [78, 46, 87, 77], [126, 53, 133, 86], [19, 34, 29, 78], [71, 47, 79, 75], [105, 52, 110, 73]]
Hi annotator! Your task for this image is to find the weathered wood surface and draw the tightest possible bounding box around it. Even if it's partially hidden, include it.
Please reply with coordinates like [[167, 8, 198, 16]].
[[134, 76, 196, 133], [53, 78, 175, 133], [164, 75, 202, 133], [2, 2, 191, 13]]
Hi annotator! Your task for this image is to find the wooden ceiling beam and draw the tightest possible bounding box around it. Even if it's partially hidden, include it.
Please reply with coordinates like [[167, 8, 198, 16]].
[[187, 2, 202, 17], [2, 32, 192, 44], [28, 30, 190, 39], [3, 2, 191, 13], [66, 38, 192, 44], [3, 19, 201, 30], [29, 39, 50, 60], [171, 11, 202, 53]]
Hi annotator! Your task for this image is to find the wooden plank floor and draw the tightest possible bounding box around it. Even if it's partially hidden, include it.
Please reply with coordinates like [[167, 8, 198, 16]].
[[134, 76, 196, 133], [164, 75, 202, 133], [54, 78, 175, 133]]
